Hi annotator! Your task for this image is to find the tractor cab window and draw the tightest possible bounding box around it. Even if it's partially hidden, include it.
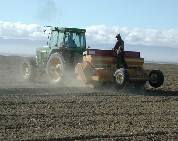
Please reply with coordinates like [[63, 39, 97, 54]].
[[64, 32, 77, 47], [50, 30, 86, 48], [75, 32, 86, 48], [57, 32, 65, 47], [64, 32, 86, 48], [49, 31, 58, 47]]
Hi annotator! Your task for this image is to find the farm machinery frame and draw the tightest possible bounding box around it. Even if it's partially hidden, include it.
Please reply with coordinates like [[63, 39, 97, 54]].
[[21, 27, 164, 89]]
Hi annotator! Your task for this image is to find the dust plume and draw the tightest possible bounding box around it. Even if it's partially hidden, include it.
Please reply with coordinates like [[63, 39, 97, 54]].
[[36, 0, 59, 24]]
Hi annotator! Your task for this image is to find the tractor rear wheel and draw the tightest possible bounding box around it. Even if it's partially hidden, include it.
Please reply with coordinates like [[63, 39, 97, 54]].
[[149, 70, 164, 88], [20, 57, 36, 82], [114, 68, 129, 88], [46, 53, 65, 85]]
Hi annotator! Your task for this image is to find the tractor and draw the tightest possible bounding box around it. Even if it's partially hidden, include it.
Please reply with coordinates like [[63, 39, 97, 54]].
[[21, 27, 86, 84], [21, 27, 164, 89]]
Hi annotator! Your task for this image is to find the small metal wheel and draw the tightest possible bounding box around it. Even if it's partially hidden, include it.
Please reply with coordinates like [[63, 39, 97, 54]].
[[114, 68, 129, 88]]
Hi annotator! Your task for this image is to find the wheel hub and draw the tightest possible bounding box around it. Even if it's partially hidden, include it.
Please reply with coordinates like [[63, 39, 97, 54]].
[[151, 74, 158, 83], [115, 72, 123, 84]]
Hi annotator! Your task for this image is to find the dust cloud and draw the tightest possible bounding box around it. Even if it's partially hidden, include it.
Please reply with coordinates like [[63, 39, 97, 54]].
[[0, 55, 98, 94], [0, 55, 133, 94], [1, 55, 178, 95], [35, 0, 61, 25]]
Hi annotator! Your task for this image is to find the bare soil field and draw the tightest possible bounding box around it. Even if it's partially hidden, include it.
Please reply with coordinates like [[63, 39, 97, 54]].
[[0, 55, 178, 141]]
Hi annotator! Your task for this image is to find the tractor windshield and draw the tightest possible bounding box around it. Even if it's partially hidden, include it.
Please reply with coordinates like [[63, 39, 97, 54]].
[[49, 30, 86, 49], [63, 32, 86, 48]]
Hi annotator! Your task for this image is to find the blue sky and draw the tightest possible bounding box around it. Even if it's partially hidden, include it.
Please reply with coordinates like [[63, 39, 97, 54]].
[[1, 0, 178, 29], [0, 0, 178, 62]]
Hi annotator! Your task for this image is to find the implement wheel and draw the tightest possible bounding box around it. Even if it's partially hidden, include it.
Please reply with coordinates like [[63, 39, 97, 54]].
[[149, 70, 164, 88], [114, 68, 129, 88], [46, 53, 65, 85]]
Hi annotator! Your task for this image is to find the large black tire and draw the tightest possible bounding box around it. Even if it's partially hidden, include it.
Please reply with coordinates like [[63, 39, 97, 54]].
[[149, 70, 164, 88], [46, 53, 65, 85], [114, 68, 129, 88], [20, 57, 36, 82]]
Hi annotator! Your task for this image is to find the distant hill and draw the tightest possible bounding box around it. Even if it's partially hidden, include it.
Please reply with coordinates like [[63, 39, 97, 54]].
[[0, 38, 178, 64], [0, 38, 46, 45], [0, 38, 46, 56]]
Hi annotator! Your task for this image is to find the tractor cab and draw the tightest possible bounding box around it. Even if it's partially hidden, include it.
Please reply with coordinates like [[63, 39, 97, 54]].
[[36, 27, 86, 69], [49, 27, 86, 51]]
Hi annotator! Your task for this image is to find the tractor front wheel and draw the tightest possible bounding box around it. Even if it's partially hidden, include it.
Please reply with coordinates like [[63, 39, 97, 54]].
[[149, 70, 164, 88], [20, 57, 36, 82], [46, 53, 65, 85]]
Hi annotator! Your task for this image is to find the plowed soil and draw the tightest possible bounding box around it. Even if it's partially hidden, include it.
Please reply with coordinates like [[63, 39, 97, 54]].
[[0, 55, 178, 141]]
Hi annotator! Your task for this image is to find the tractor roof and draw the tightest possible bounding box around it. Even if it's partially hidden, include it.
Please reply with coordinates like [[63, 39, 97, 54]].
[[50, 27, 86, 32]]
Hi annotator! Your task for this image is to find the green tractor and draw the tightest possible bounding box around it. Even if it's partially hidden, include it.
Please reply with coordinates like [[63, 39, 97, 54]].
[[21, 27, 86, 84]]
